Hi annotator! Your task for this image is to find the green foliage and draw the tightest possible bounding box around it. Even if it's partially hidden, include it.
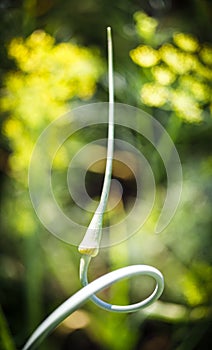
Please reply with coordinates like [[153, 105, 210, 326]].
[[0, 307, 16, 350], [182, 261, 212, 306]]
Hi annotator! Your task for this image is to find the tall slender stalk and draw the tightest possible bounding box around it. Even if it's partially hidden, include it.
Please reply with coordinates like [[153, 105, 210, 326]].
[[78, 27, 114, 257], [22, 27, 164, 350]]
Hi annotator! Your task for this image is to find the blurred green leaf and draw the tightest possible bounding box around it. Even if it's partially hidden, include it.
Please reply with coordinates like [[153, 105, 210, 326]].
[[0, 306, 16, 350]]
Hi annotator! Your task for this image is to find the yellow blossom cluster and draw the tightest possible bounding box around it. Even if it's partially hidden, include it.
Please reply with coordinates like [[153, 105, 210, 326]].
[[130, 12, 212, 123], [0, 30, 103, 178], [130, 45, 159, 67], [173, 32, 199, 53], [134, 11, 158, 42]]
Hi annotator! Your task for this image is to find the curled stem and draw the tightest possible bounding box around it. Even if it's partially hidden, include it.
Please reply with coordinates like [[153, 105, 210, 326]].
[[22, 27, 165, 350], [79, 255, 164, 312], [78, 24, 164, 315], [22, 265, 164, 350]]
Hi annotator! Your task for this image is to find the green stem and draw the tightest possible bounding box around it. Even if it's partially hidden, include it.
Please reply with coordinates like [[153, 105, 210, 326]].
[[22, 27, 165, 350], [78, 27, 114, 257], [22, 265, 164, 350]]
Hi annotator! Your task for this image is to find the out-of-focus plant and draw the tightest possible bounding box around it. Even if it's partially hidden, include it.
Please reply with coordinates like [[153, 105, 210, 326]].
[[1, 30, 103, 181], [0, 28, 103, 252], [0, 306, 16, 350], [130, 11, 212, 123], [0, 29, 103, 345], [128, 13, 212, 345]]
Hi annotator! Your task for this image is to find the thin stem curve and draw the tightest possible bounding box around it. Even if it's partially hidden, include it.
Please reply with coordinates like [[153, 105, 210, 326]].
[[80, 255, 164, 313], [22, 27, 165, 350], [22, 265, 164, 350]]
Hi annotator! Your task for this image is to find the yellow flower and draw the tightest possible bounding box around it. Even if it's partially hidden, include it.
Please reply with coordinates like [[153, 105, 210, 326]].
[[141, 83, 169, 107], [8, 31, 55, 73], [130, 45, 159, 67], [171, 91, 202, 123], [134, 11, 158, 40], [179, 76, 211, 103], [25, 30, 54, 49], [152, 65, 176, 85], [1, 30, 103, 180], [3, 118, 23, 138], [173, 32, 199, 52], [160, 44, 197, 74], [195, 62, 212, 81], [130, 12, 211, 123], [200, 44, 212, 66]]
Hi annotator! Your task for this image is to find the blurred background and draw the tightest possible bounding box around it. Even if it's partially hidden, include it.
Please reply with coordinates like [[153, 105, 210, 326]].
[[0, 0, 211, 349]]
